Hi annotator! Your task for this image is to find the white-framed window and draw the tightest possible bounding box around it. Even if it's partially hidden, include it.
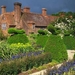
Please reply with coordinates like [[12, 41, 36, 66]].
[[1, 23, 6, 30]]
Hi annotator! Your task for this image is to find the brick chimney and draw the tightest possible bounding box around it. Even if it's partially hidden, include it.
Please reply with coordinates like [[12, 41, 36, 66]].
[[1, 5, 6, 14], [23, 7, 30, 13], [14, 2, 22, 25], [42, 8, 47, 16]]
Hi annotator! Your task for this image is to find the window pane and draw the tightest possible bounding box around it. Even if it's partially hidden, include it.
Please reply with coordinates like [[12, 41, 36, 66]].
[[1, 23, 6, 30]]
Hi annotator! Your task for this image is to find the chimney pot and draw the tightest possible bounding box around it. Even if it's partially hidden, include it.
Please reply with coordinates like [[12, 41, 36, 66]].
[[1, 5, 6, 14], [23, 7, 30, 13], [14, 2, 21, 6], [42, 8, 47, 16]]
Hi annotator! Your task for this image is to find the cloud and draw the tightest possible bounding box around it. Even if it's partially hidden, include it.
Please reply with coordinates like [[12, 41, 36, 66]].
[[0, 0, 75, 14]]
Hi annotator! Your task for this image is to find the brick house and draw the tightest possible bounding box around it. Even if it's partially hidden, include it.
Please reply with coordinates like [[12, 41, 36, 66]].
[[0, 2, 57, 35]]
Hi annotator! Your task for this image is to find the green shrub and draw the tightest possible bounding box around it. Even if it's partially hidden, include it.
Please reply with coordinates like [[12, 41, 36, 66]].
[[47, 24, 56, 34], [16, 29, 25, 34], [0, 52, 52, 75], [38, 29, 47, 35], [8, 28, 25, 34], [0, 42, 33, 60], [44, 35, 68, 62], [63, 36, 75, 50], [7, 34, 29, 44], [36, 35, 49, 47], [8, 28, 17, 34], [73, 54, 75, 60]]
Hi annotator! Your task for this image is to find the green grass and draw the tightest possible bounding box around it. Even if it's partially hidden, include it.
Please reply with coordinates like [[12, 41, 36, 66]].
[[44, 35, 68, 62], [63, 36, 75, 50], [7, 34, 29, 44], [36, 35, 49, 47]]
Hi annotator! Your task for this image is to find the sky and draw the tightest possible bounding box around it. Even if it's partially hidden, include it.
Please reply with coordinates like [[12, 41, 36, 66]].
[[0, 0, 75, 14]]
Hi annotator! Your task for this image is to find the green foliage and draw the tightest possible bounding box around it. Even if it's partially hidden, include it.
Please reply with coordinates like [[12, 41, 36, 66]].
[[38, 29, 47, 35], [0, 52, 52, 75], [73, 54, 75, 60], [8, 28, 25, 34], [44, 35, 68, 62], [64, 31, 71, 36], [36, 35, 49, 47], [0, 42, 33, 60], [8, 28, 17, 34], [63, 36, 75, 50], [47, 24, 56, 34], [7, 34, 29, 44]]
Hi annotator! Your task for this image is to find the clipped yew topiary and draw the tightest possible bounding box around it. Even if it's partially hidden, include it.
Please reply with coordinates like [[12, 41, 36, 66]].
[[44, 35, 68, 62], [8, 28, 25, 34], [7, 34, 29, 44], [38, 29, 47, 35], [7, 28, 28, 44], [63, 36, 75, 50], [36, 35, 49, 47]]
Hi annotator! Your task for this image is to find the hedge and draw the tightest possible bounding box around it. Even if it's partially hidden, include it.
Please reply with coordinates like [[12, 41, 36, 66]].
[[36, 35, 49, 47], [7, 34, 29, 44], [63, 36, 75, 50], [44, 35, 68, 62], [0, 52, 52, 75]]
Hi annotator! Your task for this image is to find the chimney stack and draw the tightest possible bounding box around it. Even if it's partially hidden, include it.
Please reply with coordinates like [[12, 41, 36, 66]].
[[23, 7, 30, 13], [14, 2, 22, 25], [1, 5, 6, 14], [42, 8, 47, 16]]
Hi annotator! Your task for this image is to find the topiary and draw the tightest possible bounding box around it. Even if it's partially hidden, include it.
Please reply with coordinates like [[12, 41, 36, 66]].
[[7, 34, 29, 44], [44, 35, 68, 62], [47, 24, 56, 35], [63, 36, 75, 50], [36, 35, 49, 47], [8, 28, 25, 35], [38, 29, 47, 35], [8, 28, 17, 34]]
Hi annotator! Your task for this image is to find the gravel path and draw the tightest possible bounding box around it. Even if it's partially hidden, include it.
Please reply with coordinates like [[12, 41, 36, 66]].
[[67, 50, 75, 60]]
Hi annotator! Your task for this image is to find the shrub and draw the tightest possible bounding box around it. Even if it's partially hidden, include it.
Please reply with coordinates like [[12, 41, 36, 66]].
[[38, 29, 47, 35], [47, 24, 56, 34], [16, 29, 25, 34], [8, 28, 17, 34], [63, 36, 75, 50], [0, 42, 33, 60], [9, 43, 33, 53], [36, 35, 49, 47], [44, 35, 68, 62], [0, 52, 52, 75], [8, 28, 25, 34], [73, 54, 75, 60], [7, 34, 29, 44]]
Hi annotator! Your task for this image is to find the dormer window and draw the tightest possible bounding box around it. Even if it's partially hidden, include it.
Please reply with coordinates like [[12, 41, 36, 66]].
[[1, 23, 6, 30], [27, 21, 35, 29]]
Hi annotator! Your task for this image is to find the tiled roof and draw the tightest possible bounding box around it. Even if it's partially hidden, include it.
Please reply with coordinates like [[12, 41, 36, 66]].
[[21, 12, 54, 26], [0, 12, 57, 27], [3, 13, 14, 25]]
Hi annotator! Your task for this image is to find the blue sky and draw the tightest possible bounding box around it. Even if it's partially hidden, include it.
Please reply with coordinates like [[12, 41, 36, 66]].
[[0, 0, 75, 14]]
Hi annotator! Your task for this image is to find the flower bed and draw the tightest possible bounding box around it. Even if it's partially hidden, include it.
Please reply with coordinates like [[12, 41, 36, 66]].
[[0, 52, 52, 75]]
